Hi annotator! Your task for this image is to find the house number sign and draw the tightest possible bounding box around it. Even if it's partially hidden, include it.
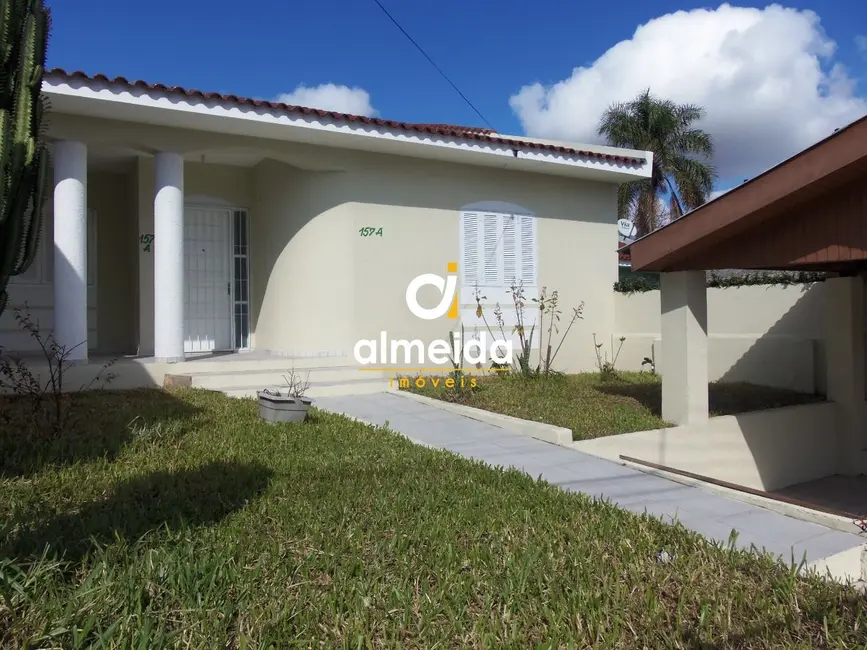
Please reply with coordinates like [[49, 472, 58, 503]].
[[140, 234, 154, 252], [359, 227, 383, 237]]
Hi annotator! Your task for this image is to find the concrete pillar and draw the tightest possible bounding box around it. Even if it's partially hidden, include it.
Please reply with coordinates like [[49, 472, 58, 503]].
[[825, 275, 867, 475], [52, 140, 88, 361], [660, 271, 708, 425], [153, 152, 184, 362]]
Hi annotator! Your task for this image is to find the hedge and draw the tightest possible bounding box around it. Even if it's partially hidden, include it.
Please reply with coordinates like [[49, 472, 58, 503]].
[[614, 270, 827, 294]]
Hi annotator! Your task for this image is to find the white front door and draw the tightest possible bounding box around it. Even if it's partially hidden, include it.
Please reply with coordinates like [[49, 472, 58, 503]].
[[184, 207, 232, 353]]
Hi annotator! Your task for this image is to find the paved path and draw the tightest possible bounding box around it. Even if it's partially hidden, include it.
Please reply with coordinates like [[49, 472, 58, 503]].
[[316, 392, 865, 565]]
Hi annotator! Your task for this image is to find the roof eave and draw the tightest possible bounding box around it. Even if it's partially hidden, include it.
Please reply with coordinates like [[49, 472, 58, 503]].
[[628, 114, 867, 272], [42, 73, 653, 182]]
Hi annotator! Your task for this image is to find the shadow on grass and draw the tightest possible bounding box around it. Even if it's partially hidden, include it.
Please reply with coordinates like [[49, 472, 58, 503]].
[[595, 378, 662, 415], [596, 378, 822, 418], [5, 460, 273, 562], [0, 389, 201, 478]]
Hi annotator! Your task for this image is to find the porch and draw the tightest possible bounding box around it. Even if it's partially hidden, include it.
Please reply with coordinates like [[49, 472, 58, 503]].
[[4, 350, 388, 398]]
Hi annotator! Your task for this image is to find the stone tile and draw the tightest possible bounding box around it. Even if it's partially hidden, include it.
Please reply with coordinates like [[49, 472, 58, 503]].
[[717, 509, 843, 546], [316, 393, 866, 566], [651, 491, 756, 520]]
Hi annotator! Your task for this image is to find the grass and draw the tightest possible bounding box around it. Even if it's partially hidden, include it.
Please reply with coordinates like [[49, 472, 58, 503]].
[[0, 388, 864, 648], [406, 372, 824, 441]]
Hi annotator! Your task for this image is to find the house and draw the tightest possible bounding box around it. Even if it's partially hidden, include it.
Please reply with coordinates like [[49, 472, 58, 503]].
[[1, 69, 652, 390], [602, 114, 867, 492]]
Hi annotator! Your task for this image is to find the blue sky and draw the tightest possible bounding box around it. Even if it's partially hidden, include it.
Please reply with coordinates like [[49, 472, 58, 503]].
[[49, 1, 866, 193]]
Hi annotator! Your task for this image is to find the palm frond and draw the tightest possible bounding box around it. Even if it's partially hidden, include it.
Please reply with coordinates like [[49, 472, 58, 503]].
[[597, 88, 718, 231]]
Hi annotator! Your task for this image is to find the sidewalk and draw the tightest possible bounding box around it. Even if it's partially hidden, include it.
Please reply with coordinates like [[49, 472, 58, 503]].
[[316, 392, 865, 570]]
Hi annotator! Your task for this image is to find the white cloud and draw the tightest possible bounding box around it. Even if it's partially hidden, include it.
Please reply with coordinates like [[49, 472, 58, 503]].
[[509, 3, 867, 180], [277, 83, 377, 117], [857, 35, 867, 53]]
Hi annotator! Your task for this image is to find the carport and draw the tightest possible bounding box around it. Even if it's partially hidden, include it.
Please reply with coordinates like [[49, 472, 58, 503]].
[[624, 114, 867, 480]]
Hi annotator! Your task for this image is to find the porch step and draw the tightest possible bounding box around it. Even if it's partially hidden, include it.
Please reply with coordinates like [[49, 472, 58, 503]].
[[176, 360, 389, 399], [223, 378, 388, 399], [188, 365, 365, 390], [164, 354, 355, 374]]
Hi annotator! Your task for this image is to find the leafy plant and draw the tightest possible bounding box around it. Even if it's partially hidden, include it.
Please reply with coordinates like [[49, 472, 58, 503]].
[[474, 282, 584, 379], [593, 333, 626, 380], [0, 0, 51, 317], [445, 325, 475, 400], [0, 307, 116, 437]]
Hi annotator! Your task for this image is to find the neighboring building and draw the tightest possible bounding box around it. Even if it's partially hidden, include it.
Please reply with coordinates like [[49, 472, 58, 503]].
[[1, 69, 652, 374]]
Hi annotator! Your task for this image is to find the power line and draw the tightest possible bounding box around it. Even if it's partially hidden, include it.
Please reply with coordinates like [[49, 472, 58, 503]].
[[370, 0, 496, 131]]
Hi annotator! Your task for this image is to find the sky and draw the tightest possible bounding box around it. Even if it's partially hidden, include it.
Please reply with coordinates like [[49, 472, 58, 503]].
[[48, 0, 867, 194]]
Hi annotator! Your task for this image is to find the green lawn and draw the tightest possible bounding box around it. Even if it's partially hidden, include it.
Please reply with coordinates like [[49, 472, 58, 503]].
[[1, 388, 863, 648], [407, 372, 824, 441]]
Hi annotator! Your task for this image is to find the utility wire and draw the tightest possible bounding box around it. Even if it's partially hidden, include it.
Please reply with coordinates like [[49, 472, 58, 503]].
[[370, 0, 496, 131]]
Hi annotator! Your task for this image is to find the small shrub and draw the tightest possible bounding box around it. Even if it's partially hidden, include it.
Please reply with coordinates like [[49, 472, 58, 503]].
[[473, 282, 584, 379], [593, 333, 625, 380], [640, 349, 657, 375], [445, 326, 476, 401], [281, 367, 312, 399], [0, 307, 115, 437]]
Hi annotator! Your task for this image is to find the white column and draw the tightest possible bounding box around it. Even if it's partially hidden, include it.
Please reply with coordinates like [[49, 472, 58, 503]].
[[825, 275, 867, 475], [53, 140, 88, 361], [153, 152, 184, 362], [660, 271, 708, 426]]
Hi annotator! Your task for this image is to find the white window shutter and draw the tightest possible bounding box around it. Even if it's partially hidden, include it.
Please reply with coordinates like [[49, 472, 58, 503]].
[[502, 214, 517, 286], [461, 212, 481, 286], [519, 215, 537, 285], [482, 213, 500, 286]]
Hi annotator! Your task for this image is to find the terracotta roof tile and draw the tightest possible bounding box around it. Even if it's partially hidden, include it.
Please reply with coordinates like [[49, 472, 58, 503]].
[[46, 68, 646, 165]]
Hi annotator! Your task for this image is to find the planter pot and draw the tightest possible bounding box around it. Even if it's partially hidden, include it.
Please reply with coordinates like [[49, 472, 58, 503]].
[[257, 389, 313, 424]]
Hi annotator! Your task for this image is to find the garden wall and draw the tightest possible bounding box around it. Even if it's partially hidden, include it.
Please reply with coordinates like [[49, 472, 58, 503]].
[[614, 283, 827, 394]]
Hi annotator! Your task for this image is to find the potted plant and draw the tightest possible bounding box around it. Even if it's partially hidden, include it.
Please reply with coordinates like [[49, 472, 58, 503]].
[[258, 368, 313, 424]]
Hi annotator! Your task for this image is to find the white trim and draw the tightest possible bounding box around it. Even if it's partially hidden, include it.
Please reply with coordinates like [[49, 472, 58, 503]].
[[43, 78, 653, 183], [231, 208, 252, 352]]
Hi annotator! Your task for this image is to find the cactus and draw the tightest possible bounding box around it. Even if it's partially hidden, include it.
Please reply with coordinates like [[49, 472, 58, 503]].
[[0, 0, 51, 316]]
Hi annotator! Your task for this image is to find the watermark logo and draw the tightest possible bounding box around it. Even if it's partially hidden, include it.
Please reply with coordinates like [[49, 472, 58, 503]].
[[405, 261, 458, 320], [353, 262, 513, 370]]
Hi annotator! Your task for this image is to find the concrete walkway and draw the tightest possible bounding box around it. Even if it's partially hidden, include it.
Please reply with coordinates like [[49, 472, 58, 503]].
[[316, 392, 865, 569]]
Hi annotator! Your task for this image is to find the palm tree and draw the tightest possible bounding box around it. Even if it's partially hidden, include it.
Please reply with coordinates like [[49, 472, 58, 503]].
[[598, 89, 717, 237]]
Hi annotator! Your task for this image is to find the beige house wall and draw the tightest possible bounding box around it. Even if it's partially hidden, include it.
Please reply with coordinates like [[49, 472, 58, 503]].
[[615, 283, 828, 393], [251, 153, 618, 371], [92, 171, 137, 353]]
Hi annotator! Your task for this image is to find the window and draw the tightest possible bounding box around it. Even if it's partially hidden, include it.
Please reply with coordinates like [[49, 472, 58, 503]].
[[11, 208, 97, 286], [460, 211, 537, 289]]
